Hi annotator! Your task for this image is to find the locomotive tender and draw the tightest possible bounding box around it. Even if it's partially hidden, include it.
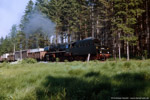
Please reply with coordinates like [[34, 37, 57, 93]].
[[0, 38, 110, 62]]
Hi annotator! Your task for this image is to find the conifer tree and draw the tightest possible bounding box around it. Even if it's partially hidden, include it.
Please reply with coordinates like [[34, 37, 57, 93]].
[[145, 0, 150, 57], [19, 0, 34, 49], [37, 0, 65, 44], [20, 0, 34, 30], [15, 31, 26, 50], [9, 24, 18, 53], [111, 0, 144, 60]]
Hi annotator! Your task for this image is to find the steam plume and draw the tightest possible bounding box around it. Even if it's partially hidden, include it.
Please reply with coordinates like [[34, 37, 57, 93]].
[[23, 10, 55, 36]]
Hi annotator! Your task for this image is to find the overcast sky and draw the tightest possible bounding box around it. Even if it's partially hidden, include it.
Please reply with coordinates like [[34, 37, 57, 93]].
[[0, 0, 36, 38]]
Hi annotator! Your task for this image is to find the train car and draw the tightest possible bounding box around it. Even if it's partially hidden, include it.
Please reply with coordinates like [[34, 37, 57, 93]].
[[1, 53, 9, 62], [22, 50, 28, 59], [15, 51, 20, 61], [15, 50, 28, 61], [8, 53, 15, 62], [34, 51, 46, 61], [28, 48, 46, 61], [0, 56, 2, 62], [28, 53, 35, 59]]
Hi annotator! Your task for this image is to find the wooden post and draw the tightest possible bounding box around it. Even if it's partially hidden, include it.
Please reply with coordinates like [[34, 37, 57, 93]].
[[127, 41, 129, 61], [118, 32, 121, 60], [87, 53, 91, 62]]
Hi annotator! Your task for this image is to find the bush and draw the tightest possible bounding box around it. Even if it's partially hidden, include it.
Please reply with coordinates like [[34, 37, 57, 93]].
[[21, 58, 37, 64]]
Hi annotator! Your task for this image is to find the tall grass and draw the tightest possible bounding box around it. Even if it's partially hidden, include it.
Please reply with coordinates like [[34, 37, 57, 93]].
[[0, 60, 150, 100]]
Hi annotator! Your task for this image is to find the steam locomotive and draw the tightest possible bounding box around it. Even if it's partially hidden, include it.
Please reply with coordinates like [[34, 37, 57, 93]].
[[0, 38, 110, 62]]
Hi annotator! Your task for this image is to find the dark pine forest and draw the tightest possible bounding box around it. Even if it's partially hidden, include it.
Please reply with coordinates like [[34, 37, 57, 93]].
[[0, 0, 150, 60]]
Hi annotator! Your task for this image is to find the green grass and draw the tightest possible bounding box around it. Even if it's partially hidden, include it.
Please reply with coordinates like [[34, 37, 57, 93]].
[[0, 60, 150, 100]]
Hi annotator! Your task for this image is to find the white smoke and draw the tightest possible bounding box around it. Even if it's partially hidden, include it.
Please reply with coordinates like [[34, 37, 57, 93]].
[[23, 10, 55, 36]]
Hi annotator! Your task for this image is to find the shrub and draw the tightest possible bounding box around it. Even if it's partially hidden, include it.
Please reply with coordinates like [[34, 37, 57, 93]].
[[21, 58, 37, 64]]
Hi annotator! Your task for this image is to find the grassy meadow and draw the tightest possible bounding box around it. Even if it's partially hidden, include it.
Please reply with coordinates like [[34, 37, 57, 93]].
[[0, 60, 150, 100]]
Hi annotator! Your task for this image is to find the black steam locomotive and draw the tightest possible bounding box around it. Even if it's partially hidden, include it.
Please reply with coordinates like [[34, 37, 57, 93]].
[[44, 38, 110, 61]]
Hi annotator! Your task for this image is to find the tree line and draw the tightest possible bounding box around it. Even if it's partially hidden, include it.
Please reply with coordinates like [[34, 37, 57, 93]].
[[0, 0, 150, 60]]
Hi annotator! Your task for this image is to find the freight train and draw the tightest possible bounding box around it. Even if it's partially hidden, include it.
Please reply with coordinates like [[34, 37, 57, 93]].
[[0, 38, 111, 62]]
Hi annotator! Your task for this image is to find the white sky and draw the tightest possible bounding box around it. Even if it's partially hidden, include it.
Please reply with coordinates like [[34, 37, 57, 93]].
[[0, 0, 36, 38]]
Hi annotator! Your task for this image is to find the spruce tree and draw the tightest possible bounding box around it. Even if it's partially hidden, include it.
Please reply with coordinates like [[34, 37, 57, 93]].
[[111, 0, 143, 60], [20, 0, 34, 30], [37, 0, 66, 44], [9, 24, 18, 53]]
